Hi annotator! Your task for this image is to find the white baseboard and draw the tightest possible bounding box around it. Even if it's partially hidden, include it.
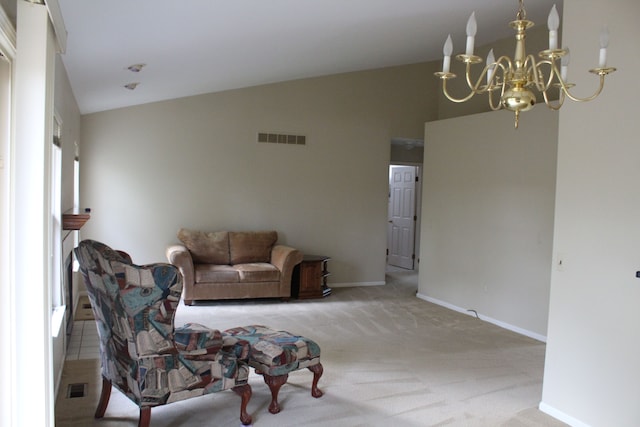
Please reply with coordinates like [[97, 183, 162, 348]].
[[330, 281, 385, 288], [416, 292, 547, 343], [539, 401, 591, 427]]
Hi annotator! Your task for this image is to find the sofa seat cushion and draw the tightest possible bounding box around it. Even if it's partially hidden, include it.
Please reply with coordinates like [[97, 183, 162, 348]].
[[194, 263, 280, 284], [195, 264, 239, 283], [235, 263, 280, 283]]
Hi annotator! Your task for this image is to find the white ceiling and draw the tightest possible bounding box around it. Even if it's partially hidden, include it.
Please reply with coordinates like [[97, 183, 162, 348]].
[[57, 0, 560, 114]]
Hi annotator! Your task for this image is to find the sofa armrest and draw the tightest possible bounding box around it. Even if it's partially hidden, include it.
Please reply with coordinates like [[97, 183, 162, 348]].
[[166, 244, 195, 302], [270, 245, 303, 271], [270, 245, 304, 297]]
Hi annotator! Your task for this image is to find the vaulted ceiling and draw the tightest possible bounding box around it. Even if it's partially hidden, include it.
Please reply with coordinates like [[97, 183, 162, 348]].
[[56, 0, 561, 114]]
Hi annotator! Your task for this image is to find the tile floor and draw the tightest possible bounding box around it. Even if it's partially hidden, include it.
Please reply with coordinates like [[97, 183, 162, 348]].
[[66, 320, 99, 360]]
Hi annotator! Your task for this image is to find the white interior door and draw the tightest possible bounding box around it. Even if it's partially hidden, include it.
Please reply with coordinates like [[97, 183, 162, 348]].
[[387, 165, 416, 269]]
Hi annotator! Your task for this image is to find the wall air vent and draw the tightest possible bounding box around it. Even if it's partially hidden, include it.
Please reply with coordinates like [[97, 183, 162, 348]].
[[66, 383, 87, 398], [257, 132, 306, 145]]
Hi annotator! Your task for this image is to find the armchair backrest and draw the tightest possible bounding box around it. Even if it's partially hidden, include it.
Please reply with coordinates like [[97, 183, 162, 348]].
[[74, 239, 183, 403]]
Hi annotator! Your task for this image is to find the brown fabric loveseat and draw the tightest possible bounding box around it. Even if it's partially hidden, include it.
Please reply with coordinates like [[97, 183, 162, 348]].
[[167, 229, 303, 305]]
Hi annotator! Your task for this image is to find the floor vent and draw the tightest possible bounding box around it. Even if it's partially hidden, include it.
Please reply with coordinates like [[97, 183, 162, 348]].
[[258, 132, 306, 145], [82, 302, 92, 309], [67, 383, 87, 399]]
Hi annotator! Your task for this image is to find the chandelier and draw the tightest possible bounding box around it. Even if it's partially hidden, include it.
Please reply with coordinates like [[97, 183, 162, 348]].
[[434, 0, 616, 128]]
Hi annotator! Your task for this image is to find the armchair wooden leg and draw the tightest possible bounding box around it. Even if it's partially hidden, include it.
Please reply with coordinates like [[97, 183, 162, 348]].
[[233, 384, 253, 425], [263, 374, 288, 414], [309, 363, 324, 398], [94, 376, 112, 419], [138, 407, 151, 427]]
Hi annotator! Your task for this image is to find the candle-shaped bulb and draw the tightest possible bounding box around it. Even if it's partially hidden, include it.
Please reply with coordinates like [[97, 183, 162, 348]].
[[486, 49, 495, 85], [442, 34, 453, 73], [547, 5, 559, 50], [465, 12, 477, 56], [600, 27, 609, 48], [443, 34, 453, 56], [599, 27, 609, 67], [560, 48, 570, 81], [547, 5, 560, 31], [486, 49, 495, 66]]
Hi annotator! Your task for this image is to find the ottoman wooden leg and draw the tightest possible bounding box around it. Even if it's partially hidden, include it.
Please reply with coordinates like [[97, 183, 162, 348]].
[[263, 373, 288, 414], [232, 384, 253, 425], [308, 363, 324, 398]]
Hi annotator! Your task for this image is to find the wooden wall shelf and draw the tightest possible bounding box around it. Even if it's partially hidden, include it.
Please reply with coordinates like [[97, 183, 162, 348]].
[[62, 213, 90, 230]]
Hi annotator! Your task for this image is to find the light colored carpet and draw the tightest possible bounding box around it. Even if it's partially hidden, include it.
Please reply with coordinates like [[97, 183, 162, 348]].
[[55, 268, 566, 427]]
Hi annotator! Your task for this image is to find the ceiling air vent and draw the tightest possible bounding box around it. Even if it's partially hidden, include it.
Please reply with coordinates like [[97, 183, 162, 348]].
[[258, 132, 306, 145]]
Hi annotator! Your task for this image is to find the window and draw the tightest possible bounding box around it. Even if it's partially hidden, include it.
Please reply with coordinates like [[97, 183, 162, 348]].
[[73, 152, 79, 251], [51, 115, 64, 336]]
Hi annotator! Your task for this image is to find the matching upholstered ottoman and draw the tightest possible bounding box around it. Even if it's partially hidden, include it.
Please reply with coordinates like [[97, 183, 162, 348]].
[[223, 325, 323, 414]]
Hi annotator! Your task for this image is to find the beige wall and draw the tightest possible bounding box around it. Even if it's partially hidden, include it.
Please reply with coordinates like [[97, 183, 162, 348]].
[[541, 1, 640, 426], [419, 106, 558, 339], [80, 62, 439, 285]]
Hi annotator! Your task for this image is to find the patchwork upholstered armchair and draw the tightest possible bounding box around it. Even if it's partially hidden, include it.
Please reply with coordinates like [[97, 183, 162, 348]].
[[74, 240, 253, 426]]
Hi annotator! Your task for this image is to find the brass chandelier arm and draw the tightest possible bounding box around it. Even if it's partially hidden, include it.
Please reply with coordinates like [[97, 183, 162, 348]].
[[488, 88, 503, 111], [441, 78, 477, 103], [541, 89, 564, 111], [441, 59, 502, 103], [487, 62, 508, 111], [558, 73, 608, 103], [452, 57, 515, 101], [527, 56, 556, 92], [464, 61, 475, 90], [461, 59, 495, 93], [537, 59, 566, 110], [493, 55, 514, 78], [543, 60, 559, 91], [467, 61, 506, 95]]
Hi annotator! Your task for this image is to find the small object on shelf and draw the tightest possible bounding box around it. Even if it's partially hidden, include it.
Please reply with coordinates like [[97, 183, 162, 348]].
[[292, 255, 331, 299]]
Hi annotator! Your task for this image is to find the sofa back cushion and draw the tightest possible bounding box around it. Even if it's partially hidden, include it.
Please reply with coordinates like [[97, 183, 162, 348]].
[[229, 231, 277, 264], [178, 228, 230, 264]]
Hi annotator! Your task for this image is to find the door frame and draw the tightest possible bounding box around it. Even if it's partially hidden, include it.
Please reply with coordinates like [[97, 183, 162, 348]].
[[387, 163, 422, 270]]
